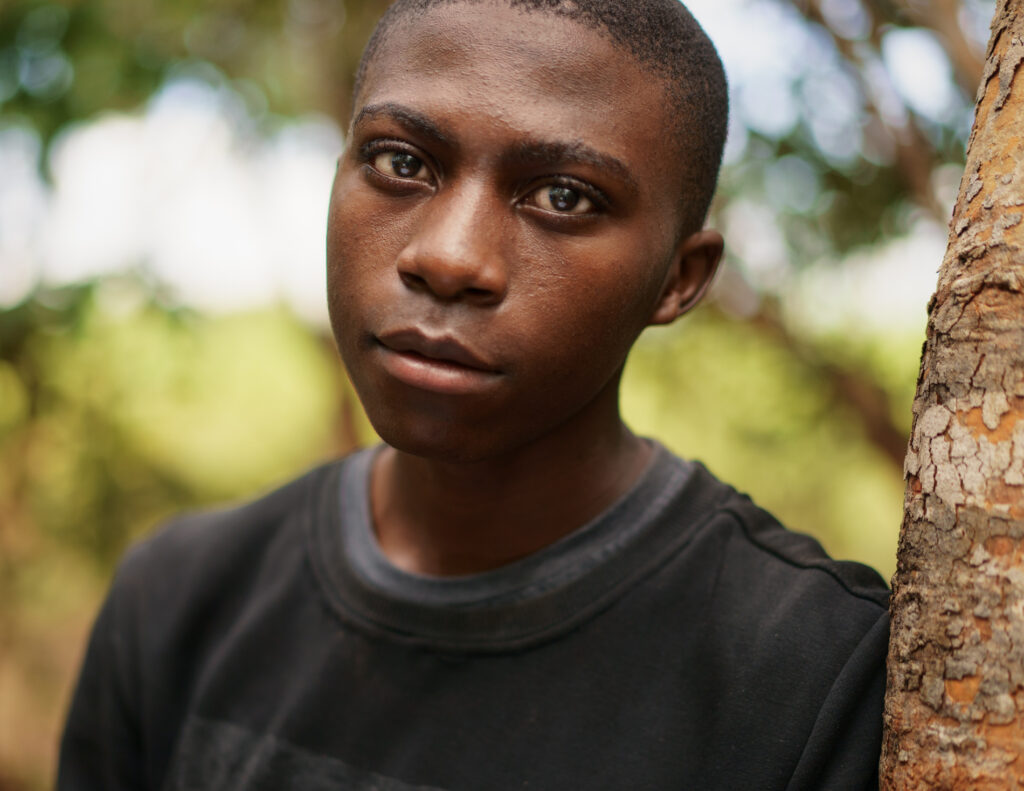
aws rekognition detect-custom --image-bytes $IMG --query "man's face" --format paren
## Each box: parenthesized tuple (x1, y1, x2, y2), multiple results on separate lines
(327, 3, 718, 462)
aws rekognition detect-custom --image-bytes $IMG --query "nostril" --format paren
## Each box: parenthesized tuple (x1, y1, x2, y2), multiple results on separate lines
(398, 265, 499, 302)
(400, 271, 427, 291)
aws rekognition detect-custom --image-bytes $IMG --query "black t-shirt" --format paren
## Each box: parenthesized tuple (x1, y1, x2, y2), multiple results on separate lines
(58, 443, 890, 790)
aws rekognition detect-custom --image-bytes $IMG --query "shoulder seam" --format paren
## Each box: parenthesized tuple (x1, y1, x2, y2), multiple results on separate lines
(719, 502, 889, 609)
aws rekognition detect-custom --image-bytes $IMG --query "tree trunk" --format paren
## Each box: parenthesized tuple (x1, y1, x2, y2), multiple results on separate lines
(881, 1, 1024, 787)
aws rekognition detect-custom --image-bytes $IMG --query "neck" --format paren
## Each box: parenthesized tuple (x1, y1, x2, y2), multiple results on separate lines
(370, 415, 651, 576)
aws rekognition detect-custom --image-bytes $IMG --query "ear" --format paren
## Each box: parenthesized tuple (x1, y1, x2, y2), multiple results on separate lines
(647, 229, 723, 326)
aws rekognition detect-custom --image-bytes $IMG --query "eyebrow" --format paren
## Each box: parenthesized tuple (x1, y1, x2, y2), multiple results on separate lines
(503, 139, 638, 196)
(353, 102, 454, 147)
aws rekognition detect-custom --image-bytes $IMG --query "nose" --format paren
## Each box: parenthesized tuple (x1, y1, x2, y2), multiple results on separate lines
(395, 182, 508, 305)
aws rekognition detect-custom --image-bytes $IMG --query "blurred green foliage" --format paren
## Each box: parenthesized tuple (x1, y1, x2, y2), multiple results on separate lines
(1, 278, 345, 565)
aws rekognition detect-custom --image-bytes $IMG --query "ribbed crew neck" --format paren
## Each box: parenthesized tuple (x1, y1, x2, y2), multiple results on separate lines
(306, 442, 727, 652)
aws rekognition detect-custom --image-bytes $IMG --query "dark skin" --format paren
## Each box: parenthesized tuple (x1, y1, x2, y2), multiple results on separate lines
(326, 3, 723, 576)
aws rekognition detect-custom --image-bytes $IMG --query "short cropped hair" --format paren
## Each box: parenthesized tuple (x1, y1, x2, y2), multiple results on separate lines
(354, 0, 728, 234)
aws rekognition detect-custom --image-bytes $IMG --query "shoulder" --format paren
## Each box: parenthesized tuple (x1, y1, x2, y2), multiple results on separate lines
(109, 457, 346, 643)
(680, 460, 889, 618)
(62, 458, 352, 787)
(659, 461, 889, 788)
(705, 473, 888, 682)
(656, 457, 889, 688)
(122, 459, 340, 579)
(722, 480, 889, 606)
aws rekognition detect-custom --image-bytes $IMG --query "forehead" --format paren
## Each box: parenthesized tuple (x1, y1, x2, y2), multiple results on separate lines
(366, 3, 652, 105)
(357, 3, 679, 198)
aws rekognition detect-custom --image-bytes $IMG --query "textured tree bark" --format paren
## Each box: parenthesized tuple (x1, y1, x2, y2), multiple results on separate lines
(881, 1, 1024, 787)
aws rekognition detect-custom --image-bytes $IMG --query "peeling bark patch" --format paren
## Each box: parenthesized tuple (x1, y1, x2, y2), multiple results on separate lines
(995, 34, 1024, 110)
(961, 404, 1024, 443)
(984, 535, 1015, 555)
(966, 172, 986, 206)
(920, 405, 953, 437)
(946, 675, 982, 704)
(982, 718, 1024, 771)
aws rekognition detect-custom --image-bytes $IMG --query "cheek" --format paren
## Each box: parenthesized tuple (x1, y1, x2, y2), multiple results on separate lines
(535, 250, 668, 356)
(584, 274, 658, 337)
(511, 260, 666, 412)
(327, 180, 394, 278)
(325, 181, 405, 336)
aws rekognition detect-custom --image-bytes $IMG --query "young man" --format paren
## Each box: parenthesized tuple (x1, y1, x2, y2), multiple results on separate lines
(59, 0, 890, 788)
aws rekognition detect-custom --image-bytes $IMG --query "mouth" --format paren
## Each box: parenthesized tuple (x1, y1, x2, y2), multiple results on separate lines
(374, 328, 502, 394)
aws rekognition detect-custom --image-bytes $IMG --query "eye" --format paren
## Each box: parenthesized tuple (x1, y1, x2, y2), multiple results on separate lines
(529, 184, 595, 215)
(371, 150, 429, 181)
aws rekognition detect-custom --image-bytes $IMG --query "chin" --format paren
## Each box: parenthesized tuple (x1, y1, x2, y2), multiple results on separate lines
(380, 434, 500, 466)
(370, 412, 500, 465)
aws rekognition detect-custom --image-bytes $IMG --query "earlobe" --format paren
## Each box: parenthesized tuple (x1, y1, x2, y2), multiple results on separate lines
(648, 229, 724, 326)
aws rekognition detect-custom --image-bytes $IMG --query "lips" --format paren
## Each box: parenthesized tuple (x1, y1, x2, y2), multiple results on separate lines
(378, 329, 496, 370)
(374, 328, 501, 394)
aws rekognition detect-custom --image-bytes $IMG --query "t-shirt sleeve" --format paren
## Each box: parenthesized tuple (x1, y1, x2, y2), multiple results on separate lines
(57, 564, 146, 791)
(785, 608, 889, 791)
